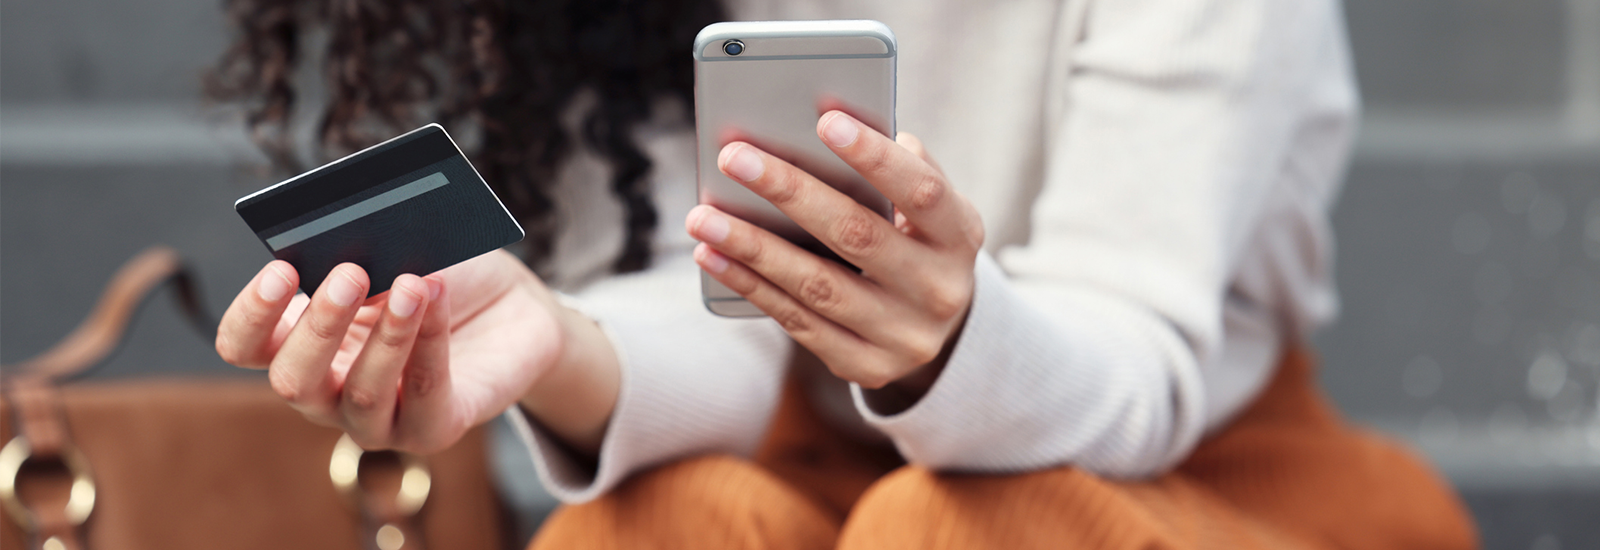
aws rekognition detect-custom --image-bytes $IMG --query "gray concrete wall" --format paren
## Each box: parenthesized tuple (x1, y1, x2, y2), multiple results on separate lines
(1346, 0, 1570, 110)
(1, 0, 228, 102)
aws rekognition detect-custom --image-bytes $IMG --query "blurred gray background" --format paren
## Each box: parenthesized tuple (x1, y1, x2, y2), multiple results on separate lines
(3, 0, 1598, 548)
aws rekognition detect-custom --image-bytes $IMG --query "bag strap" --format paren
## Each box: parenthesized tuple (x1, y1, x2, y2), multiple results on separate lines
(5, 246, 212, 382)
(2, 246, 211, 550)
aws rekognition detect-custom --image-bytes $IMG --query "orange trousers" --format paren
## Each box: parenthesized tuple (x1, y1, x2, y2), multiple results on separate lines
(530, 347, 1478, 549)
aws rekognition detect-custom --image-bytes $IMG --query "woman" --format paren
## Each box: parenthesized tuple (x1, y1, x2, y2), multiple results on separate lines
(211, 0, 1478, 547)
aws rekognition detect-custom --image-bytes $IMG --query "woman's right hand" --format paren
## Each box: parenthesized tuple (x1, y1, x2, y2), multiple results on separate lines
(215, 250, 620, 455)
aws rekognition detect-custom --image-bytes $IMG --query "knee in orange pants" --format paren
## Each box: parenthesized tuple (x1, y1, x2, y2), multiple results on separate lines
(529, 455, 838, 550)
(839, 465, 1197, 550)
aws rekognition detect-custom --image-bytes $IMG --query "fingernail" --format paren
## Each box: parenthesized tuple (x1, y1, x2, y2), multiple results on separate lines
(722, 144, 765, 182)
(425, 277, 442, 301)
(692, 207, 730, 244)
(698, 246, 729, 274)
(389, 280, 422, 318)
(822, 112, 859, 148)
(258, 264, 293, 302)
(328, 270, 362, 307)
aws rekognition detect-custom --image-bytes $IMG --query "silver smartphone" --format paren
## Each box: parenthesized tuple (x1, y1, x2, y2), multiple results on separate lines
(693, 20, 897, 317)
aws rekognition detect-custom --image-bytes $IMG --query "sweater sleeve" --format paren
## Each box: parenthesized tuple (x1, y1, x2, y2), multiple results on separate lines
(506, 252, 793, 502)
(854, 0, 1356, 478)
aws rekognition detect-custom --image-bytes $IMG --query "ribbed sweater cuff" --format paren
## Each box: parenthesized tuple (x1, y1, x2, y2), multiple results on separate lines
(851, 252, 1203, 477)
(508, 274, 790, 503)
(504, 304, 636, 503)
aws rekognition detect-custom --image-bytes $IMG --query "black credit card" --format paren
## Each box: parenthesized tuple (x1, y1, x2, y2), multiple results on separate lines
(235, 124, 524, 297)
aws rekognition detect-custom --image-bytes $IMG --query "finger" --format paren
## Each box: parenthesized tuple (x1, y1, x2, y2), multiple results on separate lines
(333, 304, 383, 372)
(718, 141, 914, 273)
(818, 111, 977, 249)
(268, 263, 370, 423)
(216, 261, 300, 369)
(394, 276, 457, 454)
(688, 204, 945, 367)
(895, 132, 945, 176)
(684, 203, 876, 319)
(340, 274, 432, 446)
(693, 244, 902, 389)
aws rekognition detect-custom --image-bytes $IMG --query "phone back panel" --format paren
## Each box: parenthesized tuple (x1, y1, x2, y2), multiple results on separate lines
(693, 20, 896, 316)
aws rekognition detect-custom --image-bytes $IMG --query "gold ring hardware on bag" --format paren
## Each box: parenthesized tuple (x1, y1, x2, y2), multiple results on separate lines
(0, 436, 96, 532)
(328, 433, 432, 516)
(330, 434, 432, 550)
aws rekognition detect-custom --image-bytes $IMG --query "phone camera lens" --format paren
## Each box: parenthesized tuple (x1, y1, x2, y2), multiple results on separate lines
(723, 40, 745, 56)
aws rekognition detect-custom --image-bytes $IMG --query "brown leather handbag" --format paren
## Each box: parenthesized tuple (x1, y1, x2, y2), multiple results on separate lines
(0, 247, 508, 550)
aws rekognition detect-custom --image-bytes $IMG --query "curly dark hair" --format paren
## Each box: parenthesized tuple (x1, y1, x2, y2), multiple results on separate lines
(208, 0, 725, 275)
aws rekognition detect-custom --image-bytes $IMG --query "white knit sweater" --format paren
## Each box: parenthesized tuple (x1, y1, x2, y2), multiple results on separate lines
(509, 0, 1358, 502)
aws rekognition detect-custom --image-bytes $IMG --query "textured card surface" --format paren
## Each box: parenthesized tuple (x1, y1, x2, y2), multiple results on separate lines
(235, 124, 524, 297)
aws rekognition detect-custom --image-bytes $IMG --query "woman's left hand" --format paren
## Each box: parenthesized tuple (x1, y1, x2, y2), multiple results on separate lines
(686, 110, 985, 395)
